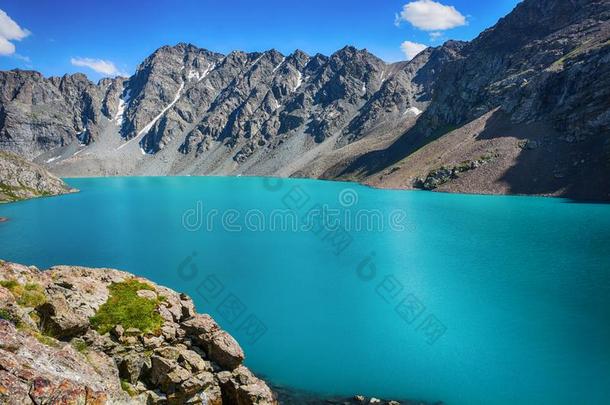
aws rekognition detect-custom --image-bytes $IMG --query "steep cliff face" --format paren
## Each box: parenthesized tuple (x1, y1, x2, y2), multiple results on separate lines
(0, 71, 121, 159)
(0, 151, 75, 203)
(423, 0, 610, 135)
(338, 0, 610, 200)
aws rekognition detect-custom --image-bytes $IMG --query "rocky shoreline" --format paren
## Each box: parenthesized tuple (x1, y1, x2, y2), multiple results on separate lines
(0, 260, 276, 404)
(272, 384, 432, 405)
(0, 260, 418, 405)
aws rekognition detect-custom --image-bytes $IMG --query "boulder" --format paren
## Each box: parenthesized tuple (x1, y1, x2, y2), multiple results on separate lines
(206, 330, 245, 370)
(150, 355, 190, 394)
(177, 371, 215, 397)
(119, 353, 151, 384)
(181, 314, 244, 369)
(180, 296, 196, 320)
(178, 348, 212, 373)
(217, 366, 278, 405)
(181, 314, 220, 337)
(111, 324, 124, 339)
(136, 289, 158, 300)
(37, 294, 89, 339)
(28, 377, 89, 404)
(0, 370, 30, 404)
(0, 320, 130, 403)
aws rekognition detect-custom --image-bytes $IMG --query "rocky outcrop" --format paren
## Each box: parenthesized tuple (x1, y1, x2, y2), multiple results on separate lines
(415, 153, 498, 190)
(0, 150, 75, 202)
(0, 260, 277, 404)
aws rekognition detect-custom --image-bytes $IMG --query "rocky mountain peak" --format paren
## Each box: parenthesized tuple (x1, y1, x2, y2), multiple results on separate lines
(1, 0, 608, 200)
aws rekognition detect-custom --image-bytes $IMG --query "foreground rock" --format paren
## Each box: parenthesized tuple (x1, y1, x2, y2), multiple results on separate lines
(0, 151, 76, 203)
(0, 260, 276, 404)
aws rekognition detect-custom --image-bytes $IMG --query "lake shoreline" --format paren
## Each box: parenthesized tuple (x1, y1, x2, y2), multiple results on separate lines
(57, 173, 610, 203)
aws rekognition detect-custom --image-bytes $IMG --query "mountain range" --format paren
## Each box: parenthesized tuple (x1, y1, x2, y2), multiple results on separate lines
(0, 0, 608, 200)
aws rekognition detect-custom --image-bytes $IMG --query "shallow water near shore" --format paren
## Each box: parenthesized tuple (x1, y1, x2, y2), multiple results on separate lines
(1, 176, 609, 404)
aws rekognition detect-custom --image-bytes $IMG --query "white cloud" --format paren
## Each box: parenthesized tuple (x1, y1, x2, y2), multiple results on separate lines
(396, 0, 466, 31)
(401, 41, 428, 60)
(13, 53, 30, 62)
(0, 9, 31, 56)
(429, 31, 444, 41)
(70, 57, 123, 76)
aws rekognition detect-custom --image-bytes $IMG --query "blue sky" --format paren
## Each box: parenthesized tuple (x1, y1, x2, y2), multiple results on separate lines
(0, 0, 520, 80)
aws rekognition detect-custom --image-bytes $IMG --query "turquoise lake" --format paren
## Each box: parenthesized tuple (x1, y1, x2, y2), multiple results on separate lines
(0, 176, 609, 404)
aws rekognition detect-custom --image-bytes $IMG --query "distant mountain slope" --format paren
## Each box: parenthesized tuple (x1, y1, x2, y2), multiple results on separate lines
(0, 0, 608, 200)
(0, 151, 75, 203)
(338, 0, 610, 200)
(0, 41, 458, 179)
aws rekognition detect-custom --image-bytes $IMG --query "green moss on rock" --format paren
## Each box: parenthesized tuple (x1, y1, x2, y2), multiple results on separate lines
(90, 279, 164, 335)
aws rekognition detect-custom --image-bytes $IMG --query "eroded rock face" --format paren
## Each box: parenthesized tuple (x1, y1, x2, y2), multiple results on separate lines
(0, 320, 128, 404)
(0, 70, 120, 159)
(420, 0, 610, 138)
(0, 260, 277, 405)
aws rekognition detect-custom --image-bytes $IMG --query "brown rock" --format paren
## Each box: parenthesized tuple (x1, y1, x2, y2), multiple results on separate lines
(29, 377, 88, 404)
(181, 314, 244, 370)
(207, 330, 245, 370)
(177, 371, 215, 397)
(180, 294, 196, 320)
(218, 366, 277, 405)
(119, 353, 151, 384)
(178, 348, 212, 373)
(136, 289, 158, 300)
(161, 323, 177, 341)
(111, 324, 124, 338)
(181, 314, 219, 337)
(0, 320, 130, 403)
(154, 346, 181, 361)
(150, 355, 190, 394)
(37, 294, 89, 339)
(0, 370, 30, 404)
(142, 333, 165, 349)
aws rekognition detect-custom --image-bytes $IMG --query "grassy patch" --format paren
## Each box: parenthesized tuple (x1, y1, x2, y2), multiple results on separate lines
(34, 332, 60, 348)
(0, 308, 19, 324)
(0, 279, 20, 291)
(90, 279, 163, 335)
(71, 338, 88, 353)
(14, 323, 60, 348)
(120, 380, 137, 397)
(0, 280, 47, 308)
(18, 284, 47, 307)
